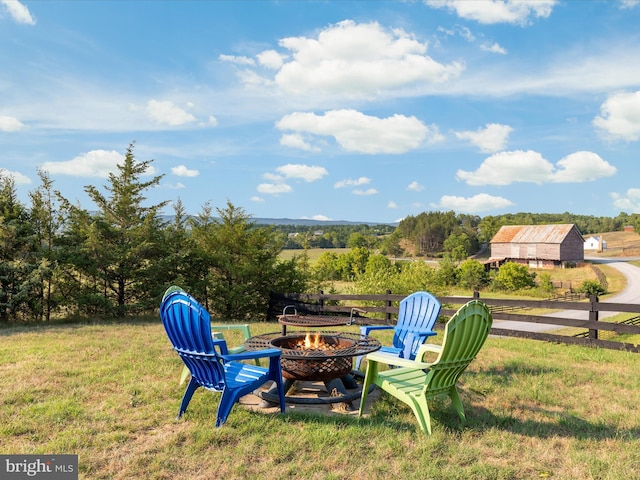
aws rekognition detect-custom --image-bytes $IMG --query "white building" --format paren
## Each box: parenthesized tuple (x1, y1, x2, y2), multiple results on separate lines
(584, 236, 607, 251)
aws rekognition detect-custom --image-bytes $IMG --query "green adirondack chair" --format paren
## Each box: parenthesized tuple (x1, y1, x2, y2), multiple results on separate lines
(358, 300, 493, 435)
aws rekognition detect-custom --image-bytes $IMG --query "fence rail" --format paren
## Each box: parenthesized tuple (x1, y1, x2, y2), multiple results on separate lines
(269, 291, 640, 353)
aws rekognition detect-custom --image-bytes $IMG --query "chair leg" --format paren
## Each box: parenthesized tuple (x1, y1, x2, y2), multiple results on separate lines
(408, 395, 432, 435)
(216, 389, 240, 427)
(358, 361, 378, 417)
(178, 377, 200, 419)
(266, 358, 286, 413)
(274, 378, 286, 413)
(449, 386, 466, 421)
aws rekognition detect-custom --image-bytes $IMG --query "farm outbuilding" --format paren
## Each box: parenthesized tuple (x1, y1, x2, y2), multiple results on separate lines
(488, 224, 584, 269)
(584, 236, 607, 251)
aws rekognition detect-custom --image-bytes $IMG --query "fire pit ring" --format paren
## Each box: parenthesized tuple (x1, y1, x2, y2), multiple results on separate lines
(244, 331, 381, 406)
(270, 333, 358, 381)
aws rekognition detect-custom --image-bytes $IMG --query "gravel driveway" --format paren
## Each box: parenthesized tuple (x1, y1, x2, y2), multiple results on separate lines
(493, 258, 640, 333)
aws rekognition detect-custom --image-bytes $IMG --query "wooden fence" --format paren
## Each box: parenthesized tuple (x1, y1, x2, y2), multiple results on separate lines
(269, 291, 640, 353)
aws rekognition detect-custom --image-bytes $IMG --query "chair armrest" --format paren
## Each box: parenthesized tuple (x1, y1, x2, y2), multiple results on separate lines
(360, 325, 394, 335)
(222, 348, 282, 362)
(414, 343, 442, 362)
(366, 350, 432, 369)
(210, 323, 252, 340)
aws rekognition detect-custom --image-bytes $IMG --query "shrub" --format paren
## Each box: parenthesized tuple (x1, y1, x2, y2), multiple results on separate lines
(493, 262, 536, 291)
(576, 279, 607, 297)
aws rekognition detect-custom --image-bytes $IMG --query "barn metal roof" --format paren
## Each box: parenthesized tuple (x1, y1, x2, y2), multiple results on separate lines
(490, 224, 584, 244)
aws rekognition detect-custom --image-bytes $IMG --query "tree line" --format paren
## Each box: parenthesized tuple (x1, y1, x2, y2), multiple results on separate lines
(0, 144, 308, 323)
(1, 143, 630, 323)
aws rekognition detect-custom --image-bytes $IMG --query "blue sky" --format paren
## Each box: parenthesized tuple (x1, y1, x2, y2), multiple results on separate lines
(2, 0, 640, 224)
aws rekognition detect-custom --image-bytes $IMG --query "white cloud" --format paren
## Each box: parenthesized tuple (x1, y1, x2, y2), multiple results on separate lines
(353, 188, 378, 196)
(276, 109, 435, 154)
(237, 69, 272, 87)
(263, 172, 284, 182)
(279, 133, 321, 152)
(275, 164, 328, 182)
(593, 90, 640, 141)
(257, 183, 293, 195)
(171, 165, 199, 177)
(387, 201, 398, 209)
(310, 214, 331, 221)
(455, 123, 513, 153)
(334, 177, 371, 188)
(480, 42, 507, 54)
(407, 181, 424, 192)
(0, 115, 25, 132)
(207, 116, 218, 127)
(612, 188, 640, 212)
(1, 0, 35, 25)
(257, 164, 327, 196)
(432, 193, 515, 213)
(164, 182, 185, 190)
(550, 151, 617, 182)
(0, 169, 31, 185)
(146, 100, 196, 126)
(456, 150, 616, 186)
(426, 0, 556, 25)
(41, 150, 125, 178)
(257, 49, 285, 69)
(268, 20, 463, 97)
(219, 54, 255, 66)
(621, 0, 640, 9)
(40, 149, 158, 179)
(250, 196, 264, 202)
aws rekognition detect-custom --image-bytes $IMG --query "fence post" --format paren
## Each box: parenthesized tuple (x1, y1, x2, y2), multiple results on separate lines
(589, 294, 599, 339)
(318, 290, 324, 314)
(473, 291, 480, 299)
(386, 289, 392, 322)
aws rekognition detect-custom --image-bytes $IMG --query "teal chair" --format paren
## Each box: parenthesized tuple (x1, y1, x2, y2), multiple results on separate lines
(358, 300, 492, 435)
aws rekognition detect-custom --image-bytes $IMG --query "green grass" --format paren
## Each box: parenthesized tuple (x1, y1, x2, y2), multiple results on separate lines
(1, 320, 639, 479)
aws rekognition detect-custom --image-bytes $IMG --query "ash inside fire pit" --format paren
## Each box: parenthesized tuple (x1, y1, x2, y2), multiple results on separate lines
(270, 333, 356, 381)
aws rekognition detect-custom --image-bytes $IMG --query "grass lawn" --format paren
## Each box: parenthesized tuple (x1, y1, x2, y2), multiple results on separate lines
(1, 320, 638, 479)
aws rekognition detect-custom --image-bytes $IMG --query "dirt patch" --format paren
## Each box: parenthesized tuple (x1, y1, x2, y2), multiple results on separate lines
(239, 380, 381, 417)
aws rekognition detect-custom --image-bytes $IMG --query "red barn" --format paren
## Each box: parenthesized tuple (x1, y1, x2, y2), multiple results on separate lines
(488, 224, 584, 269)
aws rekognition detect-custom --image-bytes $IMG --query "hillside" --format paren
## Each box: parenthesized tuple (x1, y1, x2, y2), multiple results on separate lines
(588, 231, 640, 257)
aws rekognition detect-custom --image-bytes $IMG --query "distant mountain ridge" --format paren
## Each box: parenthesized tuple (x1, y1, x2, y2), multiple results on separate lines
(159, 215, 397, 227)
(252, 217, 397, 226)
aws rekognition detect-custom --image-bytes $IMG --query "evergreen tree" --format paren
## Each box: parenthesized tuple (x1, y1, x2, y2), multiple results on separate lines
(80, 143, 168, 315)
(28, 169, 62, 321)
(203, 201, 306, 321)
(0, 174, 38, 321)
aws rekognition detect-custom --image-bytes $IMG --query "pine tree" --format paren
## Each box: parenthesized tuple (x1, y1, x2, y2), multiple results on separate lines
(81, 143, 168, 315)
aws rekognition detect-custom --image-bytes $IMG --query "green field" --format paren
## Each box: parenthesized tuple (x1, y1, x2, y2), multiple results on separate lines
(1, 320, 638, 479)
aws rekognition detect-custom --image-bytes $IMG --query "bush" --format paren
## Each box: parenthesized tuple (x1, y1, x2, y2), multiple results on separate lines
(456, 259, 489, 291)
(493, 262, 536, 291)
(576, 279, 607, 297)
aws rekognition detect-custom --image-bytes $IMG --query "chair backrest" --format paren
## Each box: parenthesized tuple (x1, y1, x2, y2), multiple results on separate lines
(160, 289, 227, 391)
(423, 300, 492, 397)
(393, 291, 442, 359)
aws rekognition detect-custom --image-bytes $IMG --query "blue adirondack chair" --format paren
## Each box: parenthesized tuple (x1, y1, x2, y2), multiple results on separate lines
(355, 291, 441, 369)
(159, 288, 286, 426)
